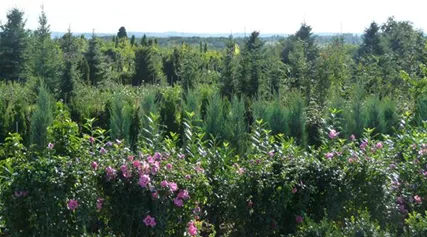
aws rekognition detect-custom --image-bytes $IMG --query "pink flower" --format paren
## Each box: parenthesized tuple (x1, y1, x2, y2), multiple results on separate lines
(161, 180, 169, 188)
(360, 140, 368, 150)
(268, 151, 274, 157)
(89, 137, 95, 143)
(325, 152, 334, 159)
(139, 174, 151, 188)
(133, 160, 141, 169)
(91, 161, 98, 170)
(328, 129, 340, 139)
(105, 141, 113, 147)
(154, 152, 162, 160)
(193, 206, 201, 214)
(96, 198, 103, 210)
(296, 215, 304, 224)
(187, 221, 198, 236)
(47, 143, 54, 149)
(151, 162, 159, 175)
(100, 147, 107, 155)
(292, 187, 297, 194)
(143, 215, 157, 227)
(349, 134, 356, 141)
(14, 191, 23, 198)
(247, 200, 253, 208)
(179, 154, 185, 159)
(185, 174, 192, 180)
(178, 189, 190, 200)
(174, 197, 183, 207)
(128, 155, 134, 162)
(147, 156, 154, 164)
(166, 163, 173, 170)
(121, 165, 132, 178)
(376, 142, 383, 149)
(151, 191, 159, 199)
(348, 158, 354, 163)
(116, 139, 122, 145)
(106, 166, 117, 180)
(414, 195, 422, 204)
(168, 182, 178, 192)
(67, 199, 78, 211)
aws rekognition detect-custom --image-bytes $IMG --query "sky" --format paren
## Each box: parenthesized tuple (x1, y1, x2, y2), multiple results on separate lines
(0, 0, 426, 34)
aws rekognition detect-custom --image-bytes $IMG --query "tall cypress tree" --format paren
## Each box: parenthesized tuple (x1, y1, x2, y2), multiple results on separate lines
(0, 8, 29, 82)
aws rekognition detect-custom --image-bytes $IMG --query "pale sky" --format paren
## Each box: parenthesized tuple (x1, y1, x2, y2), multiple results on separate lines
(0, 0, 426, 34)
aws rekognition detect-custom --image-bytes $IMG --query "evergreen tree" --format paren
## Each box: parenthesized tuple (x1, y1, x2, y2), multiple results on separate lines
(133, 45, 164, 85)
(30, 6, 64, 95)
(141, 34, 148, 46)
(203, 42, 208, 53)
(0, 8, 29, 82)
(59, 29, 81, 101)
(117, 26, 127, 39)
(220, 35, 240, 98)
(85, 35, 109, 86)
(358, 22, 383, 57)
(130, 35, 136, 46)
(30, 83, 54, 150)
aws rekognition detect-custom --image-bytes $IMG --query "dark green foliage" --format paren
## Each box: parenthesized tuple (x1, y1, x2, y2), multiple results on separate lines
(0, 8, 29, 82)
(130, 35, 136, 46)
(266, 96, 289, 136)
(287, 92, 306, 145)
(224, 96, 248, 152)
(133, 46, 164, 85)
(30, 83, 54, 150)
(220, 36, 240, 98)
(363, 95, 383, 135)
(85, 36, 109, 86)
(358, 22, 384, 57)
(109, 91, 133, 144)
(204, 93, 226, 140)
(117, 26, 127, 39)
(159, 87, 181, 135)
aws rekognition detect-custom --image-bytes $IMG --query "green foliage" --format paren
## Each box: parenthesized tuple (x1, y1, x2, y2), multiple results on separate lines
(404, 212, 427, 237)
(85, 35, 110, 86)
(30, 84, 54, 150)
(204, 93, 226, 140)
(109, 91, 133, 144)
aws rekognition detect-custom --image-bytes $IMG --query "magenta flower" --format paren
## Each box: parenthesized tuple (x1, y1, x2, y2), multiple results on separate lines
(268, 151, 274, 157)
(147, 156, 155, 164)
(185, 174, 192, 180)
(174, 197, 183, 207)
(292, 187, 297, 194)
(151, 162, 159, 175)
(187, 221, 198, 236)
(193, 206, 201, 214)
(128, 155, 135, 162)
(349, 134, 356, 141)
(154, 152, 162, 160)
(325, 152, 334, 159)
(106, 166, 117, 180)
(166, 163, 173, 170)
(414, 195, 422, 204)
(105, 141, 113, 147)
(139, 174, 151, 188)
(178, 189, 190, 200)
(100, 147, 107, 155)
(133, 160, 141, 169)
(296, 215, 304, 224)
(91, 161, 98, 170)
(151, 191, 159, 199)
(67, 199, 78, 210)
(179, 154, 185, 159)
(376, 142, 383, 149)
(160, 180, 169, 188)
(360, 140, 368, 150)
(47, 143, 54, 149)
(168, 182, 178, 192)
(328, 129, 340, 139)
(96, 198, 103, 210)
(121, 165, 132, 178)
(143, 215, 157, 227)
(89, 137, 95, 143)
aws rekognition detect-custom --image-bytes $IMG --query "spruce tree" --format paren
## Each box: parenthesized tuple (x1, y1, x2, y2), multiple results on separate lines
(85, 35, 109, 86)
(0, 8, 29, 82)
(220, 35, 239, 98)
(30, 83, 54, 150)
(358, 22, 383, 57)
(141, 34, 148, 46)
(130, 35, 136, 46)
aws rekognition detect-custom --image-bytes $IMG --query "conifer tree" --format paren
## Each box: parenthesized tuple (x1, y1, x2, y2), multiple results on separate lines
(30, 83, 54, 150)
(117, 26, 127, 39)
(0, 8, 29, 82)
(85, 34, 109, 86)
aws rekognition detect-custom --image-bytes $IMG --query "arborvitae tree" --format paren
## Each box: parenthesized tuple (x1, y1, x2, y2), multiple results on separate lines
(225, 96, 247, 152)
(239, 31, 265, 97)
(30, 6, 64, 95)
(220, 35, 240, 98)
(109, 92, 133, 144)
(85, 35, 109, 86)
(141, 34, 148, 46)
(358, 22, 383, 58)
(30, 83, 54, 150)
(117, 26, 127, 39)
(204, 93, 226, 140)
(0, 8, 29, 82)
(130, 35, 136, 46)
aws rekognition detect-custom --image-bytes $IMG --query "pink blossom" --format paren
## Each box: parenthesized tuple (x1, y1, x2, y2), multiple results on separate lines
(116, 139, 122, 145)
(268, 151, 275, 157)
(133, 160, 141, 169)
(360, 140, 368, 150)
(128, 155, 134, 162)
(106, 166, 117, 180)
(168, 182, 178, 192)
(166, 163, 173, 170)
(138, 174, 151, 188)
(154, 152, 162, 160)
(193, 206, 201, 214)
(151, 162, 160, 175)
(143, 215, 157, 227)
(414, 195, 422, 204)
(96, 198, 103, 210)
(100, 147, 107, 155)
(292, 187, 297, 194)
(296, 215, 304, 224)
(396, 196, 404, 204)
(185, 174, 192, 180)
(178, 189, 190, 200)
(91, 161, 98, 170)
(349, 134, 356, 141)
(161, 180, 169, 188)
(174, 197, 183, 207)
(47, 143, 54, 149)
(247, 200, 253, 208)
(179, 154, 185, 159)
(147, 156, 154, 164)
(376, 142, 383, 149)
(348, 158, 355, 163)
(325, 152, 334, 159)
(106, 141, 113, 147)
(151, 191, 159, 199)
(328, 129, 340, 139)
(237, 167, 245, 175)
(67, 199, 78, 210)
(89, 137, 95, 143)
(187, 221, 198, 236)
(121, 165, 132, 178)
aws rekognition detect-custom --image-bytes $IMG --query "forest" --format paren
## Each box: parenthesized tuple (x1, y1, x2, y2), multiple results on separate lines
(1, 6, 427, 237)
